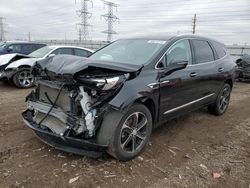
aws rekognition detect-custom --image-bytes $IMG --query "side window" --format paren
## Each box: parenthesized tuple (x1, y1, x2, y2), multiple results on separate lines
(74, 48, 89, 57)
(8, 44, 22, 53)
(21, 44, 34, 53)
(160, 40, 192, 67)
(192, 40, 214, 64)
(52, 48, 74, 55)
(211, 41, 226, 59)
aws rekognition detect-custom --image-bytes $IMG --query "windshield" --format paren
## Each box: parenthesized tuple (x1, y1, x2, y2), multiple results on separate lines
(0, 42, 5, 47)
(0, 42, 6, 49)
(29, 46, 55, 58)
(90, 39, 166, 65)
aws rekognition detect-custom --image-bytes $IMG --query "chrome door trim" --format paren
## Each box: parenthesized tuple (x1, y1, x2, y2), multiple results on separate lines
(163, 93, 215, 115)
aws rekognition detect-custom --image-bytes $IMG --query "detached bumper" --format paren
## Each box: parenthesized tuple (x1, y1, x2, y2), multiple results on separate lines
(22, 110, 107, 158)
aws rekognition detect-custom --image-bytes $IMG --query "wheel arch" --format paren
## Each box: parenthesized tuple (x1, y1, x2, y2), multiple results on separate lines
(225, 78, 233, 89)
(235, 58, 242, 65)
(134, 97, 157, 125)
(6, 65, 32, 80)
(96, 96, 157, 146)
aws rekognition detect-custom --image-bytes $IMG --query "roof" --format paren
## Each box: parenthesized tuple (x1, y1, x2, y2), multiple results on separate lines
(48, 45, 94, 52)
(119, 34, 224, 44)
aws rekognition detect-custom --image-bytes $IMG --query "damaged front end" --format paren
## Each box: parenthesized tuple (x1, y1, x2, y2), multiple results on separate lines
(236, 54, 250, 79)
(22, 55, 141, 157)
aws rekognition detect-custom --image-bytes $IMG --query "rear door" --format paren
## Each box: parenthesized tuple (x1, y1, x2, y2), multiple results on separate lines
(189, 39, 220, 102)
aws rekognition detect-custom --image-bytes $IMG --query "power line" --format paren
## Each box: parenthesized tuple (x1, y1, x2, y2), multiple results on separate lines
(101, 0, 119, 42)
(76, 0, 93, 41)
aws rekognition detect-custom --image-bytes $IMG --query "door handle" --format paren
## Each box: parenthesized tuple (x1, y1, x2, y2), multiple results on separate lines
(218, 67, 224, 72)
(190, 72, 197, 77)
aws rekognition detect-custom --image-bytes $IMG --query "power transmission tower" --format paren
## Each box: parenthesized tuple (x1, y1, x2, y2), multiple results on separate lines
(192, 13, 197, 34)
(0, 17, 6, 41)
(76, 0, 93, 41)
(101, 0, 119, 42)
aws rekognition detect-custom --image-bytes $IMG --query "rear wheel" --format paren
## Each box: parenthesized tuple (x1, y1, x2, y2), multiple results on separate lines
(13, 68, 34, 88)
(107, 104, 152, 161)
(208, 83, 231, 115)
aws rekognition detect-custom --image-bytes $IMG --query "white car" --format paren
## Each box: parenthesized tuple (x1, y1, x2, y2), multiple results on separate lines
(0, 46, 93, 88)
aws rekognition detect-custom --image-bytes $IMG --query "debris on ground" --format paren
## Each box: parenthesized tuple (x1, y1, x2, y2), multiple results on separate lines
(69, 176, 80, 184)
(212, 172, 221, 179)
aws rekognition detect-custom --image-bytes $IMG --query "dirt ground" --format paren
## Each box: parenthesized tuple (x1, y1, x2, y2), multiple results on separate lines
(0, 81, 249, 188)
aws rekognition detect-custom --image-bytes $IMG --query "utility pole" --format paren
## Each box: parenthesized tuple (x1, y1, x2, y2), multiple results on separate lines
(101, 0, 119, 42)
(192, 13, 197, 34)
(76, 0, 92, 41)
(28, 32, 31, 41)
(0, 17, 6, 41)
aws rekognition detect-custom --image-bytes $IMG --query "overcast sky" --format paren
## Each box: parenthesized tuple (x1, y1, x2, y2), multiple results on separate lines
(0, 0, 250, 44)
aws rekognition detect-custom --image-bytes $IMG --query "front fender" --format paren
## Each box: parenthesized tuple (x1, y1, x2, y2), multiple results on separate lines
(108, 69, 159, 112)
(6, 58, 37, 69)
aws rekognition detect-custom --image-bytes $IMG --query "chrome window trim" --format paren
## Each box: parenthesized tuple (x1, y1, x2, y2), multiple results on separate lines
(163, 93, 215, 115)
(155, 38, 228, 70)
(155, 38, 193, 70)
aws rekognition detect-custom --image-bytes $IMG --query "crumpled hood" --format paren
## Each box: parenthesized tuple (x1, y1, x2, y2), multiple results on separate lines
(35, 55, 143, 75)
(242, 54, 250, 64)
(0, 53, 31, 68)
(6, 57, 39, 69)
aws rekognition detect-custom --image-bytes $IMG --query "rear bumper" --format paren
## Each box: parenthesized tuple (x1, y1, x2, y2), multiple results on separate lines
(22, 110, 107, 158)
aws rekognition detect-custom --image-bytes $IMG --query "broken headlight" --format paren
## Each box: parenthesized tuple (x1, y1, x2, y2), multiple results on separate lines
(77, 74, 128, 91)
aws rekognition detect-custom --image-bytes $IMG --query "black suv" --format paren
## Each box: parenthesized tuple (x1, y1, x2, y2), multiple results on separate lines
(0, 41, 46, 55)
(22, 35, 235, 161)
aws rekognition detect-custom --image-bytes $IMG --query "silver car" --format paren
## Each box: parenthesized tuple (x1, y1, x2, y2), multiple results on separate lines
(0, 46, 93, 88)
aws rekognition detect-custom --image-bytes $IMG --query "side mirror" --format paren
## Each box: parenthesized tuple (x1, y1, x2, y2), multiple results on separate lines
(163, 60, 188, 76)
(48, 54, 55, 58)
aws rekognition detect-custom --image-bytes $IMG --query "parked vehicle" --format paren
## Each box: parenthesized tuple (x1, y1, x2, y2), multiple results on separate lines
(235, 54, 250, 80)
(0, 46, 93, 88)
(0, 41, 46, 55)
(22, 35, 235, 161)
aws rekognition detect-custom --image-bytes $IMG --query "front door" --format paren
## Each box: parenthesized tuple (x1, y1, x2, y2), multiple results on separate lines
(158, 39, 202, 121)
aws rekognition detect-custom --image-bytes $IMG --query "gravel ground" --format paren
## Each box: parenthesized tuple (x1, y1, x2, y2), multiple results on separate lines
(0, 81, 249, 188)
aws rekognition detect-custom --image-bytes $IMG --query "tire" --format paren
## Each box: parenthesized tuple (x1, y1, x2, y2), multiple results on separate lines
(12, 68, 34, 88)
(208, 83, 231, 115)
(107, 104, 152, 161)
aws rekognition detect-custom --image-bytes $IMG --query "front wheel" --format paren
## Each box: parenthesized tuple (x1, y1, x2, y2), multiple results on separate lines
(12, 68, 34, 88)
(107, 104, 152, 161)
(208, 83, 231, 115)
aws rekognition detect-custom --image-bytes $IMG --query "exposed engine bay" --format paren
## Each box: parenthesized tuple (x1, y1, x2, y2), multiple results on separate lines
(25, 55, 141, 140)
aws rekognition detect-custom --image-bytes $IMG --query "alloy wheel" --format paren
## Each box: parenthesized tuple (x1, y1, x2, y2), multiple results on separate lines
(120, 112, 148, 153)
(219, 86, 230, 112)
(18, 70, 34, 87)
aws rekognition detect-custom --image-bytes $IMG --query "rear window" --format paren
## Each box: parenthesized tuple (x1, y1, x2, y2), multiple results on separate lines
(74, 48, 91, 57)
(53, 48, 74, 55)
(211, 41, 226, 59)
(192, 40, 214, 64)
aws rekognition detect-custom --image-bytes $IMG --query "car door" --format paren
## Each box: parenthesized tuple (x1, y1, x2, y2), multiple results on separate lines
(158, 39, 203, 121)
(189, 39, 220, 101)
